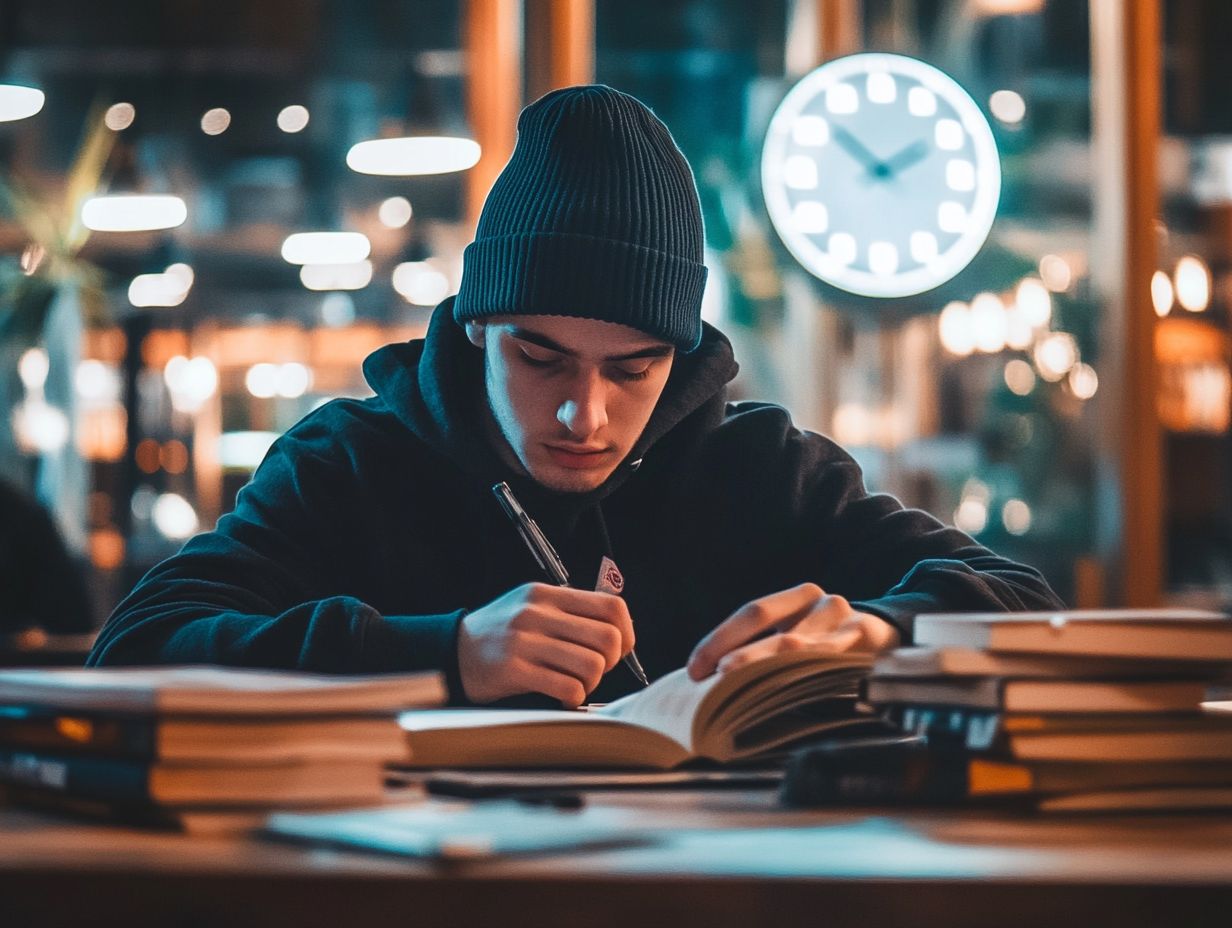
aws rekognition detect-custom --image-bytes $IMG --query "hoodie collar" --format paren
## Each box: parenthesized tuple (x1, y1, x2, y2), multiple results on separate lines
(363, 298, 739, 505)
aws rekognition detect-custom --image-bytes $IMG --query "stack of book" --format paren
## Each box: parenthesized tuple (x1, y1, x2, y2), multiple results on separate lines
(862, 609, 1232, 812)
(0, 665, 445, 830)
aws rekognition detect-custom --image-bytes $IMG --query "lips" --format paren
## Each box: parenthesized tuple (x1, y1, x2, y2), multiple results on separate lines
(544, 443, 612, 469)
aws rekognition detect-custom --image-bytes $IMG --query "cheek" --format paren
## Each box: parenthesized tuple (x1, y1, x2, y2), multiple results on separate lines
(489, 361, 549, 437)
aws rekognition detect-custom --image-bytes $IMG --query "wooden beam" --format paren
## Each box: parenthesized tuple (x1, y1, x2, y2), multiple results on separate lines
(1090, 0, 1163, 605)
(465, 0, 522, 230)
(818, 0, 862, 61)
(527, 0, 594, 101)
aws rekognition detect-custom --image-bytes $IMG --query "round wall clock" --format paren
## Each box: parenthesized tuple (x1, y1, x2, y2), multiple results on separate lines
(762, 53, 1001, 299)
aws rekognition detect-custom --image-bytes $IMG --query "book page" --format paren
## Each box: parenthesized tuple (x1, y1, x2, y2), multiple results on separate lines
(593, 669, 722, 751)
(593, 651, 870, 756)
(398, 709, 690, 768)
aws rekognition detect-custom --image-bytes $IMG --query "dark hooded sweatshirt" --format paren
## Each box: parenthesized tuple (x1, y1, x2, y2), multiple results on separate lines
(87, 300, 1063, 704)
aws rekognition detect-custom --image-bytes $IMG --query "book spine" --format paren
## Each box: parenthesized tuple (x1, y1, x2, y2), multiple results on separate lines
(0, 783, 182, 829)
(890, 705, 1003, 750)
(0, 707, 158, 758)
(0, 747, 152, 803)
(779, 734, 985, 807)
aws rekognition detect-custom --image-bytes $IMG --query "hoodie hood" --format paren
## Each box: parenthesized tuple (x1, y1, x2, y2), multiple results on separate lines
(362, 298, 739, 507)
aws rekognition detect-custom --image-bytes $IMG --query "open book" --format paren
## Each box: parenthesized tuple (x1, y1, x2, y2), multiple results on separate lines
(399, 652, 879, 769)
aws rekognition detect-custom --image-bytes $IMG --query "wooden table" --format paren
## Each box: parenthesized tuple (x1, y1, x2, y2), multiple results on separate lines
(3, 788, 1231, 928)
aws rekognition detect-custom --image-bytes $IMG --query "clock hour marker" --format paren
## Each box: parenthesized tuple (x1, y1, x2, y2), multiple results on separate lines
(935, 118, 964, 151)
(792, 201, 829, 234)
(868, 241, 899, 276)
(784, 155, 818, 189)
(827, 232, 857, 265)
(938, 201, 969, 233)
(908, 87, 937, 117)
(910, 231, 939, 263)
(946, 159, 976, 192)
(792, 115, 830, 146)
(826, 83, 859, 115)
(866, 72, 896, 104)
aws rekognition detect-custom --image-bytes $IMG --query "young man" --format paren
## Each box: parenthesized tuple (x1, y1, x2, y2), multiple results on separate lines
(88, 85, 1061, 706)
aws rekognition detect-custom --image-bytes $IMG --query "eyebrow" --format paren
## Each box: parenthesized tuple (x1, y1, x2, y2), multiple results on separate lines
(507, 327, 674, 362)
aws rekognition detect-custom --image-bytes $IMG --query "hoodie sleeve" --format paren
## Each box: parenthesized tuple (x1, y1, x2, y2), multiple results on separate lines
(85, 415, 467, 698)
(770, 416, 1064, 643)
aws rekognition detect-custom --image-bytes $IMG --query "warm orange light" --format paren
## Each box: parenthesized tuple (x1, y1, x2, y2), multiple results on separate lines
(135, 438, 162, 474)
(77, 404, 127, 462)
(161, 440, 189, 475)
(89, 528, 125, 571)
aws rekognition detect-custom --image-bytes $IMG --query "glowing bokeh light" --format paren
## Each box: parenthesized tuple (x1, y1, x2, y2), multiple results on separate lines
(1004, 359, 1036, 396)
(1015, 277, 1051, 328)
(1038, 254, 1072, 292)
(0, 85, 45, 122)
(1034, 332, 1079, 382)
(1175, 255, 1211, 312)
(970, 292, 1008, 353)
(277, 105, 310, 133)
(378, 196, 413, 228)
(281, 232, 371, 265)
(153, 493, 199, 540)
(1151, 269, 1174, 318)
(346, 137, 481, 176)
(989, 89, 1026, 124)
(299, 261, 373, 291)
(392, 261, 451, 306)
(201, 107, 231, 135)
(82, 195, 187, 232)
(1069, 363, 1099, 400)
(938, 301, 975, 357)
(18, 348, 49, 391)
(104, 102, 136, 131)
(1002, 499, 1032, 535)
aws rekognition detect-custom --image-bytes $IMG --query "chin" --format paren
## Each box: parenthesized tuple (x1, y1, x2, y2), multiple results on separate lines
(534, 468, 611, 494)
(525, 455, 617, 494)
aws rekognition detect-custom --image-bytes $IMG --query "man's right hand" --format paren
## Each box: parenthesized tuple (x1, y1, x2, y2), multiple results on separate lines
(456, 583, 635, 708)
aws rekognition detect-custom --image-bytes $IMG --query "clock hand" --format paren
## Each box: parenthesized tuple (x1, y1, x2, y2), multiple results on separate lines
(880, 139, 930, 177)
(831, 126, 887, 178)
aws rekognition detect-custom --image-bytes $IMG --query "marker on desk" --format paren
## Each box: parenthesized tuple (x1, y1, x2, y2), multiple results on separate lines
(492, 481, 651, 687)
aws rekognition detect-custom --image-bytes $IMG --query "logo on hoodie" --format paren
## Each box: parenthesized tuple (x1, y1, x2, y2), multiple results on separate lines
(595, 556, 625, 595)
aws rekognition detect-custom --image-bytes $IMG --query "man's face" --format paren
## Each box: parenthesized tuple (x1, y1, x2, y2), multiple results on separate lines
(469, 315, 675, 493)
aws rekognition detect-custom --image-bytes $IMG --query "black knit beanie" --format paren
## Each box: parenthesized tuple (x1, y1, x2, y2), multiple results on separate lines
(453, 85, 708, 352)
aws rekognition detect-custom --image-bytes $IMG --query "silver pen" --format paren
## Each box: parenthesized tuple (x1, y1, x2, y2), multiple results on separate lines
(492, 482, 650, 687)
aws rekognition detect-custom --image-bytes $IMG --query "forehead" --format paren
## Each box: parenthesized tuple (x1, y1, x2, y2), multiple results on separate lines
(489, 314, 671, 357)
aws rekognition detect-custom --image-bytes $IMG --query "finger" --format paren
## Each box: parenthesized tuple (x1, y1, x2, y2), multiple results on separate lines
(858, 612, 902, 652)
(716, 623, 867, 675)
(713, 635, 796, 674)
(524, 585, 636, 653)
(789, 594, 858, 637)
(524, 634, 609, 695)
(514, 610, 625, 669)
(515, 661, 589, 709)
(687, 583, 824, 680)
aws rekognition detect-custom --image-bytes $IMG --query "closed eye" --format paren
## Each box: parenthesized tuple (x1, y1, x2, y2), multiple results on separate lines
(517, 345, 564, 367)
(608, 365, 653, 382)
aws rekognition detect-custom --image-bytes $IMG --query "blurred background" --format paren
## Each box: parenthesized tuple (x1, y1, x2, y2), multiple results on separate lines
(0, 0, 1226, 644)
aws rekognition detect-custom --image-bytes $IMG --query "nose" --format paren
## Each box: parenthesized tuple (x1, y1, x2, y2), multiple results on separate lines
(556, 368, 608, 437)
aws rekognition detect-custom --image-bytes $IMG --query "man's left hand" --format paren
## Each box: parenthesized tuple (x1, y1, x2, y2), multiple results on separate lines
(686, 582, 901, 681)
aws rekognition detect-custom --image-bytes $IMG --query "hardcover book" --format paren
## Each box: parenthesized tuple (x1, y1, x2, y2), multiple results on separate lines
(912, 609, 1232, 660)
(0, 666, 446, 716)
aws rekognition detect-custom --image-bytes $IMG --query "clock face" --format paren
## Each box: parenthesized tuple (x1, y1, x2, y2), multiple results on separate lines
(762, 53, 1001, 299)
